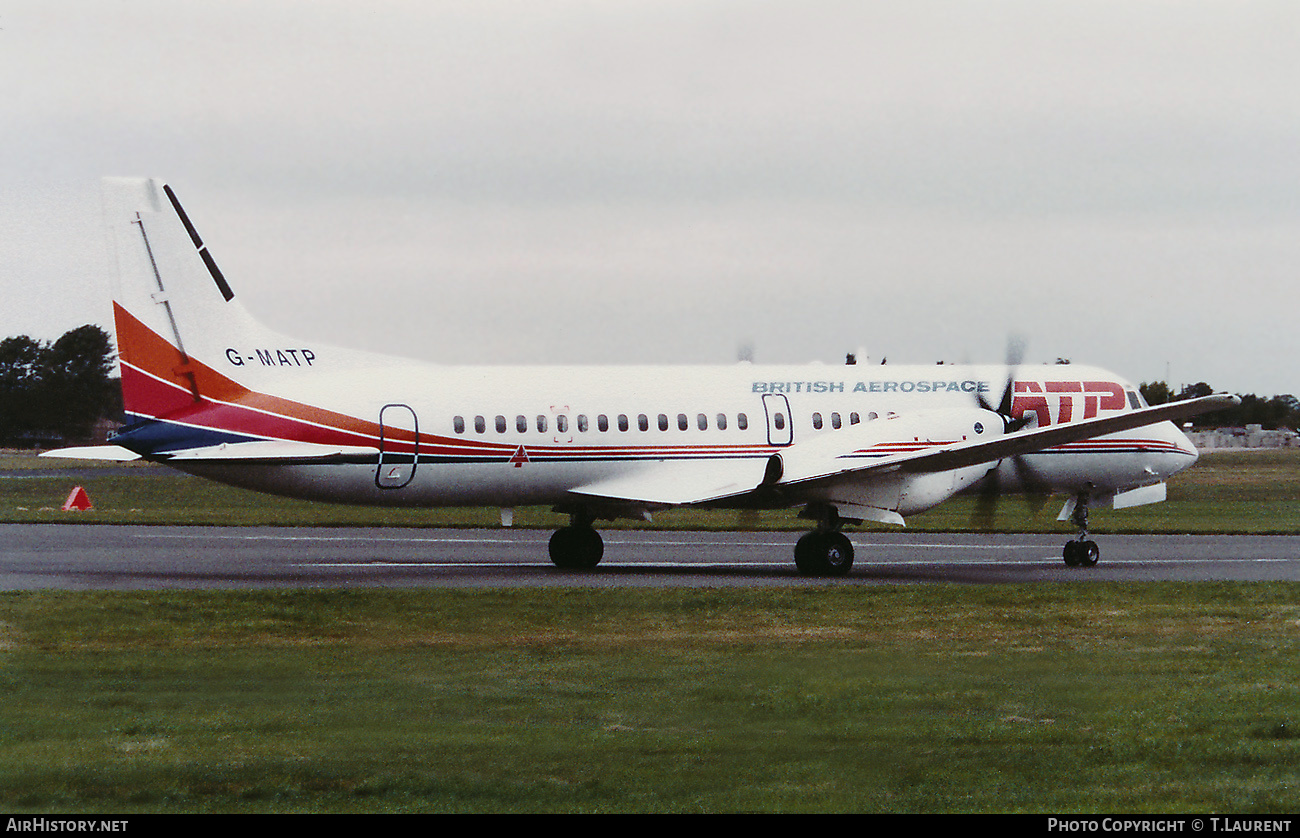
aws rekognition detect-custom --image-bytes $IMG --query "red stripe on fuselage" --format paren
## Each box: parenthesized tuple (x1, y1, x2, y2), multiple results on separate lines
(114, 305, 413, 450)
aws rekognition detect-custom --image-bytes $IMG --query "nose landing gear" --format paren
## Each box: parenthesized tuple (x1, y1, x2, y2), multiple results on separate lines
(1063, 491, 1100, 567)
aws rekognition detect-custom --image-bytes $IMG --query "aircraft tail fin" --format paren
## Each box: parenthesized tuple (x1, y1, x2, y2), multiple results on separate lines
(100, 178, 384, 458)
(102, 178, 271, 420)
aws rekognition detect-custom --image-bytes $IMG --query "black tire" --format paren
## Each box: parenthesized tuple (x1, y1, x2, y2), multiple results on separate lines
(794, 532, 820, 574)
(1063, 540, 1100, 567)
(794, 532, 854, 577)
(549, 526, 604, 569)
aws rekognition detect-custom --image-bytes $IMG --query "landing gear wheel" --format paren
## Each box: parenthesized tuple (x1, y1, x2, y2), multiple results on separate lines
(1063, 539, 1099, 568)
(549, 526, 604, 569)
(794, 531, 854, 578)
(1062, 490, 1100, 568)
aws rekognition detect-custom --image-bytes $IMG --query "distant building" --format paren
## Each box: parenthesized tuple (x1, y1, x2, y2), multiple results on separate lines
(1184, 424, 1300, 450)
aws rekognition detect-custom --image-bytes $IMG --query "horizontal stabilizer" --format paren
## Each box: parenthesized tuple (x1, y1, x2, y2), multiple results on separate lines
(158, 440, 378, 462)
(40, 446, 143, 462)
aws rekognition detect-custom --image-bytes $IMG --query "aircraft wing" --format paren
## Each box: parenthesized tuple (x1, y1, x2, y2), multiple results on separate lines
(780, 393, 1239, 488)
(565, 393, 1237, 511)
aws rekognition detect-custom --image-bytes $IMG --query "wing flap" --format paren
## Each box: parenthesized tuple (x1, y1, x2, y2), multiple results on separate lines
(567, 457, 769, 507)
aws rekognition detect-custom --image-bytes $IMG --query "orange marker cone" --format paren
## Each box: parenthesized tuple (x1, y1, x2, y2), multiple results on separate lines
(62, 486, 93, 511)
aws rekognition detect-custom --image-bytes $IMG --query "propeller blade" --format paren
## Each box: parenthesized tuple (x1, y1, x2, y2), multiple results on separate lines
(1005, 334, 1026, 366)
(972, 471, 1001, 530)
(977, 334, 1026, 417)
(1011, 453, 1052, 515)
(996, 334, 1026, 415)
(970, 335, 1034, 529)
(971, 455, 1052, 531)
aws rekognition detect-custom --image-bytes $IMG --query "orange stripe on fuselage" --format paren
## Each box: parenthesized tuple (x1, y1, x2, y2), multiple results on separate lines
(111, 303, 411, 446)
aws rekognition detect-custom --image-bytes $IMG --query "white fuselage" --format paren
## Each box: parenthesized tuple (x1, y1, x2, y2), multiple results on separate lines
(173, 358, 1197, 514)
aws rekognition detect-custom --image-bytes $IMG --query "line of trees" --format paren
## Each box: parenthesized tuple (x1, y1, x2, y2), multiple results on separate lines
(0, 325, 120, 447)
(1140, 381, 1300, 430)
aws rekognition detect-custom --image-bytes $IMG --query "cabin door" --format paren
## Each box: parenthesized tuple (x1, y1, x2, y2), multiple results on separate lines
(762, 393, 793, 446)
(376, 403, 419, 489)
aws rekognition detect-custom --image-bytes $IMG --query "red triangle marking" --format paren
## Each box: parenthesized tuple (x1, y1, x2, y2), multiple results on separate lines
(62, 486, 93, 511)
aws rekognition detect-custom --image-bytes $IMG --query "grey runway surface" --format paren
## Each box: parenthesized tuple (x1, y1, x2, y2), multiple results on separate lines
(4, 524, 1300, 589)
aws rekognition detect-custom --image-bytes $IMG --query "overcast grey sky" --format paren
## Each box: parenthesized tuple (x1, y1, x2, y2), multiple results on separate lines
(2, 0, 1298, 395)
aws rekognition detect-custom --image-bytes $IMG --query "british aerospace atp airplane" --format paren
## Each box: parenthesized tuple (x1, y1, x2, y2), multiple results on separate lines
(48, 178, 1238, 576)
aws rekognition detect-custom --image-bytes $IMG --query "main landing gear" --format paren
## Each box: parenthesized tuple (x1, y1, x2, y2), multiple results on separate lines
(1063, 491, 1100, 568)
(548, 511, 605, 569)
(793, 505, 855, 578)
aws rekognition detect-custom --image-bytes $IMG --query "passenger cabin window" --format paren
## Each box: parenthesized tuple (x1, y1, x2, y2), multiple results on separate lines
(658, 414, 669, 431)
(850, 412, 860, 425)
(474, 415, 486, 434)
(677, 413, 688, 431)
(453, 416, 465, 434)
(557, 415, 569, 433)
(495, 415, 507, 433)
(716, 413, 727, 430)
(577, 415, 588, 432)
(536, 415, 548, 433)
(598, 414, 609, 432)
(619, 414, 629, 432)
(516, 415, 528, 433)
(697, 413, 708, 431)
(738, 413, 748, 430)
(812, 412, 823, 430)
(639, 414, 649, 432)
(831, 412, 842, 429)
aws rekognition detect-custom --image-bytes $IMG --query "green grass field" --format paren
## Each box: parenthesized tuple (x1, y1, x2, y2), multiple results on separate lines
(3, 449, 1299, 813)
(3, 585, 1298, 813)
